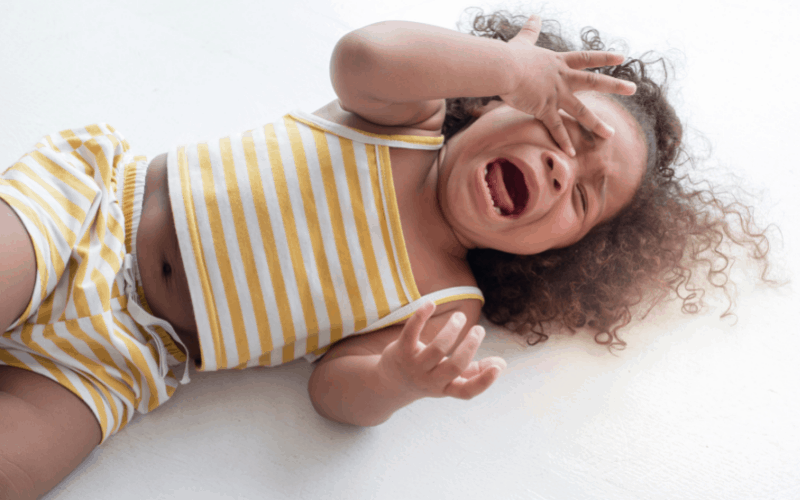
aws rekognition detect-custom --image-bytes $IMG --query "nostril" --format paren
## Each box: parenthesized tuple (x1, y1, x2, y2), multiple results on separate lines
(554, 179, 561, 191)
(547, 158, 554, 170)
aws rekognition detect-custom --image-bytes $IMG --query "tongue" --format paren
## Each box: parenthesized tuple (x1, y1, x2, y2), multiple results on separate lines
(487, 160, 514, 214)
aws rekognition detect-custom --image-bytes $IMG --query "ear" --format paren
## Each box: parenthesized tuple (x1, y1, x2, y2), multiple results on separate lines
(471, 99, 504, 117)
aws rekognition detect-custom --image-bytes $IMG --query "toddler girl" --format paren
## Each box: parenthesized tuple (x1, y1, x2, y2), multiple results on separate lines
(0, 11, 768, 500)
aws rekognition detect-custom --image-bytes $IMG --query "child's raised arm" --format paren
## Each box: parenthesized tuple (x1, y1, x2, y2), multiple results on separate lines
(331, 15, 636, 156)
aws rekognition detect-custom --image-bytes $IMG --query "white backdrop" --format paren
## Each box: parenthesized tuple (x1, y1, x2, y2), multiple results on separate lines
(1, 1, 798, 499)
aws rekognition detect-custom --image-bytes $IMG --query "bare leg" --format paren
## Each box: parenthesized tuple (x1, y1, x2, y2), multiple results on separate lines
(0, 196, 101, 499)
(0, 366, 102, 500)
(0, 198, 36, 333)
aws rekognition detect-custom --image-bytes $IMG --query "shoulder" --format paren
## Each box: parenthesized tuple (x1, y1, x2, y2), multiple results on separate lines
(311, 99, 446, 137)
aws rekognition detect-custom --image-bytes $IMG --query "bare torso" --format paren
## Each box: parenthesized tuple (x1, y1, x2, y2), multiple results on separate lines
(136, 102, 477, 362)
(136, 154, 202, 362)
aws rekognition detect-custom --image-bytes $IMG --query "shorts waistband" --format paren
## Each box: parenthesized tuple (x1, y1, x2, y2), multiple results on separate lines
(118, 158, 187, 364)
(119, 156, 147, 257)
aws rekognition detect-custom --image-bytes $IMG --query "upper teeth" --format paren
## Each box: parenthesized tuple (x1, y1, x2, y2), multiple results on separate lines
(484, 166, 503, 215)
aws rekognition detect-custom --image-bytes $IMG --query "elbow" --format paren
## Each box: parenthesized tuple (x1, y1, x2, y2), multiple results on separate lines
(307, 375, 338, 423)
(333, 21, 406, 66)
(330, 23, 399, 105)
(307, 369, 389, 428)
(334, 21, 396, 59)
(307, 367, 348, 425)
(330, 29, 375, 93)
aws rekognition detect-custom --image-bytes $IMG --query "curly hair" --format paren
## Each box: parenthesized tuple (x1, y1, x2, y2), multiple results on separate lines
(450, 10, 773, 349)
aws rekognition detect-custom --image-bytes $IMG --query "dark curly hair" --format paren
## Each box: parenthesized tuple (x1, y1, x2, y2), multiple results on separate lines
(450, 10, 773, 349)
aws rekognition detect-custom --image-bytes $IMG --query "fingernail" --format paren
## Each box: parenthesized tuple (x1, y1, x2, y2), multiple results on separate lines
(569, 146, 576, 157)
(452, 312, 466, 326)
(421, 300, 435, 314)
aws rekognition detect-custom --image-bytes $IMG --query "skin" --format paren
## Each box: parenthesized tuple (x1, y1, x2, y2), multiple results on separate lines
(0, 199, 101, 498)
(131, 92, 646, 370)
(437, 92, 647, 255)
(0, 199, 36, 333)
(136, 153, 201, 362)
(309, 16, 646, 427)
(309, 91, 647, 425)
(0, 15, 648, 498)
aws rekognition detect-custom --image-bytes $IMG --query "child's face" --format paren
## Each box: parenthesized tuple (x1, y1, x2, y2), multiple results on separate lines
(437, 92, 647, 255)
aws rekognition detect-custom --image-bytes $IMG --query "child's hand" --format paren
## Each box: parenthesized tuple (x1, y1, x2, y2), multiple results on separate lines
(377, 301, 507, 400)
(501, 15, 637, 156)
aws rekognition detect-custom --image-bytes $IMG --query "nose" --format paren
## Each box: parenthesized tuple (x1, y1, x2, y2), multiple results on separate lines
(542, 151, 575, 196)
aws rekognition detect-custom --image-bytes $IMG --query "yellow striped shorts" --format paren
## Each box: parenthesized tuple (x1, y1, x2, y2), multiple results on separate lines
(0, 124, 186, 443)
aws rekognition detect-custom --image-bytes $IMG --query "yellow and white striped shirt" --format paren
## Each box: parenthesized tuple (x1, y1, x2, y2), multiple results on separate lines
(168, 111, 484, 371)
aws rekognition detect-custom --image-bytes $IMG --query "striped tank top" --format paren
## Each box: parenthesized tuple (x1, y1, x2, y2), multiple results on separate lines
(167, 111, 484, 371)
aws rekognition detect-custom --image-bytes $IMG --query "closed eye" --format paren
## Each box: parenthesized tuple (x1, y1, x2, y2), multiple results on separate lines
(577, 185, 588, 215)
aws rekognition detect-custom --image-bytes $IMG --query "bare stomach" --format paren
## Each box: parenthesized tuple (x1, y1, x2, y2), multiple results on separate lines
(136, 153, 201, 363)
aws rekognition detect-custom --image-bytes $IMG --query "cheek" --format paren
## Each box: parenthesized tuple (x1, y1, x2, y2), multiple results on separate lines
(445, 169, 473, 217)
(546, 202, 579, 233)
(540, 208, 583, 249)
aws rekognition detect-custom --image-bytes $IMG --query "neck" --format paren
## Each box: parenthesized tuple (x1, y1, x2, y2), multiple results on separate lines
(432, 144, 471, 261)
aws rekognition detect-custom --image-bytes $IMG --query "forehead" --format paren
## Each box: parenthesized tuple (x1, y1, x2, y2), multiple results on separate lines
(578, 91, 647, 224)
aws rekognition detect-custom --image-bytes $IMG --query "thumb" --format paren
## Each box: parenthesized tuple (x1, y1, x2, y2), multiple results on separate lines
(517, 14, 542, 44)
(488, 356, 507, 371)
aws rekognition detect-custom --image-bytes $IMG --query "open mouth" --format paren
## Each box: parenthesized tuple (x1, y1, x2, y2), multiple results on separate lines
(483, 158, 529, 216)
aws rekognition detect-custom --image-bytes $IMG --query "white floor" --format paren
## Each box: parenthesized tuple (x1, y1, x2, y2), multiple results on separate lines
(2, 0, 798, 499)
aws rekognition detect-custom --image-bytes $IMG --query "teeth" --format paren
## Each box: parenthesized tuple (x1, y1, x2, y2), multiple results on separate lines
(484, 166, 502, 214)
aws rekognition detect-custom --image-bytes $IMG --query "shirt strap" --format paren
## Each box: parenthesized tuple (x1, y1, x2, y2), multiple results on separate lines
(355, 286, 484, 334)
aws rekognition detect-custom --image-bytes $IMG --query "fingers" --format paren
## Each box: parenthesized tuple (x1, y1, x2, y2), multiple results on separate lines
(430, 325, 485, 381)
(401, 308, 507, 400)
(460, 356, 507, 379)
(563, 50, 625, 70)
(561, 94, 615, 139)
(540, 112, 576, 157)
(559, 70, 635, 141)
(398, 300, 436, 354)
(444, 357, 506, 400)
(517, 14, 542, 43)
(417, 310, 467, 371)
(572, 69, 637, 96)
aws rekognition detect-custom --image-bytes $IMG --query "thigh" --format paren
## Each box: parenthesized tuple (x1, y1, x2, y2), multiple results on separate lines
(0, 198, 36, 334)
(0, 365, 101, 500)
